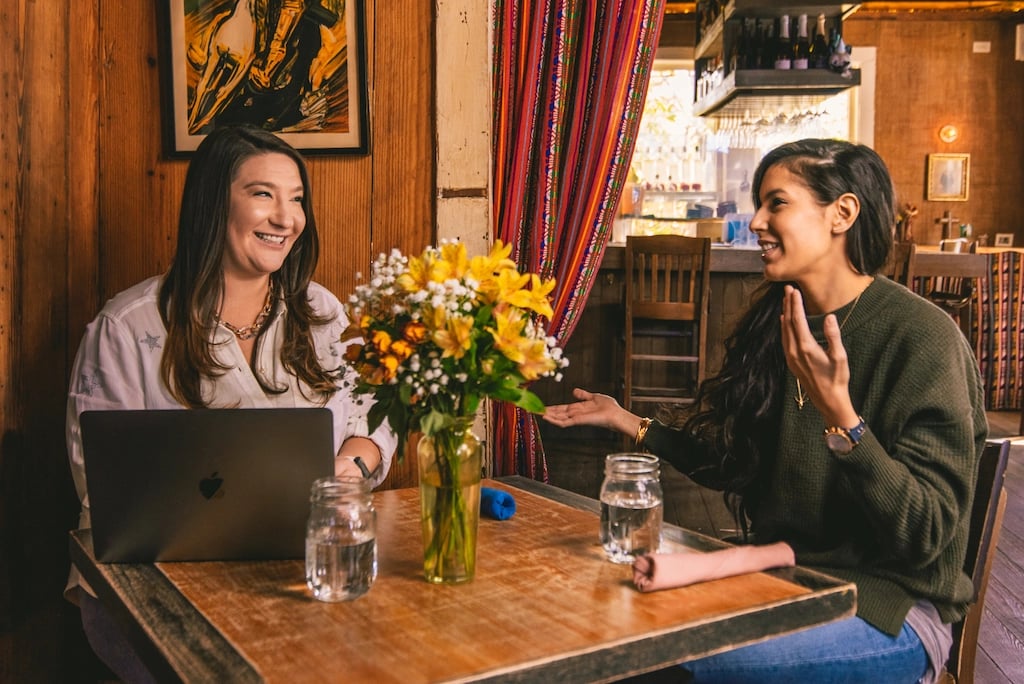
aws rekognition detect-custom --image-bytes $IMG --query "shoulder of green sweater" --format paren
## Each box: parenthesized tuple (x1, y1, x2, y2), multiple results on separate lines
(853, 277, 971, 352)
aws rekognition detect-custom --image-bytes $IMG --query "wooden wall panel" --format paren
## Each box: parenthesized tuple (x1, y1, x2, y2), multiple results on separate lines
(367, 0, 436, 264)
(2, 0, 78, 680)
(0, 0, 22, 667)
(67, 3, 101, 361)
(97, 2, 185, 300)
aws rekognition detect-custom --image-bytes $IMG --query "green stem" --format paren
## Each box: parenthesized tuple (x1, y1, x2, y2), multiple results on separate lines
(422, 422, 477, 581)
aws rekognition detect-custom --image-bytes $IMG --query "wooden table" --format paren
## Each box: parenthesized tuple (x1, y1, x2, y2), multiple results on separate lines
(70, 477, 856, 683)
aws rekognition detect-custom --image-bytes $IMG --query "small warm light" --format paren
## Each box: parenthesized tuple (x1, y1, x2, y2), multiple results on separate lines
(939, 124, 960, 144)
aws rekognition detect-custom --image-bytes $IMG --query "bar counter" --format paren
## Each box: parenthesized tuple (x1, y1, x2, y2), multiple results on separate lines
(536, 242, 1013, 415)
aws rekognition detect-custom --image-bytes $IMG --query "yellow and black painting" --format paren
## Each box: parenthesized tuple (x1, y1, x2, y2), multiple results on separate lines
(168, 0, 366, 152)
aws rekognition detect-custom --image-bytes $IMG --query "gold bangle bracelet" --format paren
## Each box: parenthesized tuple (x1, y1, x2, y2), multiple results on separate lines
(635, 417, 653, 450)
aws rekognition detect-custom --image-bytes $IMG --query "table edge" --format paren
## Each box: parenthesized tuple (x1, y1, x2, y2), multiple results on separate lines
(70, 529, 261, 683)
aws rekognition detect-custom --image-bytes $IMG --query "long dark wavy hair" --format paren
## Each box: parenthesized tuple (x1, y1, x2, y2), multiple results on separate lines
(158, 125, 338, 407)
(680, 139, 896, 526)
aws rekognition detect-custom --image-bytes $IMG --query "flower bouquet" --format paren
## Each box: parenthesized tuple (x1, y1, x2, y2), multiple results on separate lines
(341, 240, 567, 582)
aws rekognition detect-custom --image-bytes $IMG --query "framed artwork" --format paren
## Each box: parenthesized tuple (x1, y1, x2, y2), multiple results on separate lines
(926, 153, 970, 201)
(995, 233, 1014, 247)
(161, 0, 369, 155)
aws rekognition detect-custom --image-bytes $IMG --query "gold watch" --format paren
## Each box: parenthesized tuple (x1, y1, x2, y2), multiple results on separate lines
(823, 417, 866, 455)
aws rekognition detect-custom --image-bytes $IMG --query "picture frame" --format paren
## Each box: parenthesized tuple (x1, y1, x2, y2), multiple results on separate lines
(160, 0, 370, 155)
(994, 233, 1014, 247)
(926, 153, 970, 201)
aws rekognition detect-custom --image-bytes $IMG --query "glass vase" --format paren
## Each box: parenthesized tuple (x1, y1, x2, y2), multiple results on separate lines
(417, 418, 482, 583)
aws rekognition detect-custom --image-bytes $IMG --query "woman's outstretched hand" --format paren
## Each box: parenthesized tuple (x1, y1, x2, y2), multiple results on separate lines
(542, 388, 640, 438)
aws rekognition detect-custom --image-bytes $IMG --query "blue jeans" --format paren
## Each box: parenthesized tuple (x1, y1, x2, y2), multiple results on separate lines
(80, 591, 158, 684)
(682, 615, 928, 684)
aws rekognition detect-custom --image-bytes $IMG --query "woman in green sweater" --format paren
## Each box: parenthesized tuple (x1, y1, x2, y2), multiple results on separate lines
(544, 139, 987, 683)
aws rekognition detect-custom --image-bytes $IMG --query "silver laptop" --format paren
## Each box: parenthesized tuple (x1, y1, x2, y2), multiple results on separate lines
(80, 408, 335, 562)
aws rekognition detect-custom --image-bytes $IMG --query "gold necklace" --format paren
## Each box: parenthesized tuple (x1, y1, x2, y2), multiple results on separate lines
(795, 290, 863, 410)
(219, 285, 275, 341)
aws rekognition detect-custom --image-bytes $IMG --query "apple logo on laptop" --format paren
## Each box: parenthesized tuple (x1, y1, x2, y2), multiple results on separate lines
(199, 471, 225, 500)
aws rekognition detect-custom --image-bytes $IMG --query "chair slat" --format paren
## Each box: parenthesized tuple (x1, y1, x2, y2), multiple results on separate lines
(623, 235, 711, 413)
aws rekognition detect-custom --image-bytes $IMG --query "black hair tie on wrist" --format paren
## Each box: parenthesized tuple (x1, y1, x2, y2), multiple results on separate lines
(351, 456, 372, 479)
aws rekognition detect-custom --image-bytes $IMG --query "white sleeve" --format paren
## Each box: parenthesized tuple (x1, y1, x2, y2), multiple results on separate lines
(314, 288, 399, 489)
(66, 313, 149, 514)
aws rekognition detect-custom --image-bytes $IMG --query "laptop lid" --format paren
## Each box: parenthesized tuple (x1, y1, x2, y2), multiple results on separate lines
(81, 408, 335, 563)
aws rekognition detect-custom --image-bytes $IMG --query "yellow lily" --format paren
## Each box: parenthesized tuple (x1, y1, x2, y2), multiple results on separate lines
(434, 314, 474, 359)
(504, 273, 555, 319)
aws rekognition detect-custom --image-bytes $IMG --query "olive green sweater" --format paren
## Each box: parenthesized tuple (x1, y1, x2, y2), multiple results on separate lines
(645, 276, 988, 636)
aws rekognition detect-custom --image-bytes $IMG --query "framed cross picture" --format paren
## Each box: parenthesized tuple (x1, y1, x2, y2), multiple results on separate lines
(160, 0, 369, 155)
(926, 153, 970, 201)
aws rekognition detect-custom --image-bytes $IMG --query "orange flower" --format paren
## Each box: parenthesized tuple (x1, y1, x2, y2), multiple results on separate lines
(343, 344, 363, 363)
(402, 320, 428, 344)
(370, 329, 392, 353)
(369, 354, 400, 384)
(390, 339, 414, 361)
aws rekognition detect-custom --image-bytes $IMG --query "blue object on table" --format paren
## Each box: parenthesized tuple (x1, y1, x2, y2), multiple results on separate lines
(480, 487, 516, 520)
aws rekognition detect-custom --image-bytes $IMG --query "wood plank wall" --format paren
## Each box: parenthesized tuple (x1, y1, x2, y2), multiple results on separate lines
(1, 1, 433, 680)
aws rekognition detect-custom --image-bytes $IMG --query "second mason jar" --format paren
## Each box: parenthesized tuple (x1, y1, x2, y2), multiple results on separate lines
(599, 453, 663, 563)
(305, 476, 377, 602)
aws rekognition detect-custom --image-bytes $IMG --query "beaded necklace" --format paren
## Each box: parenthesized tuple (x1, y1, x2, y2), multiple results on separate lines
(218, 285, 274, 341)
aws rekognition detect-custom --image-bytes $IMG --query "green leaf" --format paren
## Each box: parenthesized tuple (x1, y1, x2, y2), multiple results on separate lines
(489, 385, 524, 404)
(421, 409, 455, 436)
(514, 389, 546, 414)
(367, 399, 389, 435)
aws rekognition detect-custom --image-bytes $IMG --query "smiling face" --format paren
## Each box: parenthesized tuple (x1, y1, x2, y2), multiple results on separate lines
(222, 152, 306, 284)
(750, 164, 854, 291)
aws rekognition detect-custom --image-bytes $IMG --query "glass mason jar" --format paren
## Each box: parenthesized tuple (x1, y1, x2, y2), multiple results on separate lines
(599, 453, 663, 563)
(305, 476, 377, 602)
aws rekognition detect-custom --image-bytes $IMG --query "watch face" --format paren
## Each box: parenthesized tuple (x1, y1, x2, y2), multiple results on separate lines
(825, 431, 854, 455)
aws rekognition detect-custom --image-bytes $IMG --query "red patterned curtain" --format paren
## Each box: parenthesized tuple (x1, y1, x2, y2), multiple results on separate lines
(492, 0, 665, 478)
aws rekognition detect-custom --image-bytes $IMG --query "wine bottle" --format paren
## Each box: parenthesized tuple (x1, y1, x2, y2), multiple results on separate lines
(759, 19, 775, 69)
(810, 14, 829, 69)
(744, 18, 760, 70)
(793, 14, 810, 70)
(774, 15, 793, 70)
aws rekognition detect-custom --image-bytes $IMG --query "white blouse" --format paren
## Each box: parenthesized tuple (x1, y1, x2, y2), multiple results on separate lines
(65, 276, 397, 596)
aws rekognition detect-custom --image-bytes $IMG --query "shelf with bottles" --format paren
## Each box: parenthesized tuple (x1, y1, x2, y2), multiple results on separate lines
(696, 1, 859, 59)
(693, 3, 861, 117)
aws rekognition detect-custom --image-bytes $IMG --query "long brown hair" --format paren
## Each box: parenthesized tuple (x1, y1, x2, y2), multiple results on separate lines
(158, 125, 339, 406)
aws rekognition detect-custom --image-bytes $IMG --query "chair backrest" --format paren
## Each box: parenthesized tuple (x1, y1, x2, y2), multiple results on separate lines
(930, 240, 977, 306)
(945, 440, 1010, 684)
(622, 235, 711, 413)
(886, 241, 917, 286)
(625, 235, 711, 323)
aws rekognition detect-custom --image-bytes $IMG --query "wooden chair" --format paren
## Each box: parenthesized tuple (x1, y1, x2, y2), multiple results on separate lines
(928, 240, 978, 327)
(623, 235, 711, 413)
(884, 241, 917, 286)
(941, 439, 1011, 684)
